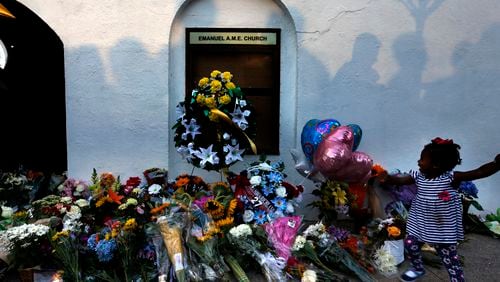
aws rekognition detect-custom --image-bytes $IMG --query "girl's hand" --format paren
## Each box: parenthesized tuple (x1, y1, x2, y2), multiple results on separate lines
(377, 170, 389, 183)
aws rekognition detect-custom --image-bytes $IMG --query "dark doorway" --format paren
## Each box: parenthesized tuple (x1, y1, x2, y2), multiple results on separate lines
(0, 0, 67, 173)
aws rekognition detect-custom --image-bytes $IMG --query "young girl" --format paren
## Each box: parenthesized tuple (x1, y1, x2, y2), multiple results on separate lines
(379, 137, 500, 282)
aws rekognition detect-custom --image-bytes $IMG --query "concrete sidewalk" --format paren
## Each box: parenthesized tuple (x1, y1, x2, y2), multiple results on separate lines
(372, 232, 500, 282)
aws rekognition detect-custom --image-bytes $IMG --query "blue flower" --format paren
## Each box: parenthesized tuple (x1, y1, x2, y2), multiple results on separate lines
(87, 234, 98, 251)
(95, 239, 117, 262)
(262, 184, 274, 196)
(254, 210, 267, 224)
(267, 172, 283, 183)
(459, 181, 478, 198)
(272, 197, 287, 211)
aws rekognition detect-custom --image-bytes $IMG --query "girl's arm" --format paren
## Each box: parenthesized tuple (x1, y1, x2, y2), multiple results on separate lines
(378, 170, 415, 186)
(454, 154, 500, 182)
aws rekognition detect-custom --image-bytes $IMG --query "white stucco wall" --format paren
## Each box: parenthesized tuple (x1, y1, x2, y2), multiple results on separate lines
(18, 0, 500, 215)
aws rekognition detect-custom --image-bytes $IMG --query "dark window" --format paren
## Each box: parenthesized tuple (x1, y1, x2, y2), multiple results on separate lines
(186, 28, 280, 155)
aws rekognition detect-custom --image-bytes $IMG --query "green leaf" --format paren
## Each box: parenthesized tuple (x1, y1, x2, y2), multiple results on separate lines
(471, 200, 484, 211)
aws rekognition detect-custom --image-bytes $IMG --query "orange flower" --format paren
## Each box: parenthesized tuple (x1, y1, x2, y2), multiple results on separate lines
(371, 164, 386, 177)
(100, 172, 116, 188)
(387, 226, 401, 238)
(107, 188, 124, 205)
(175, 175, 190, 188)
(151, 203, 170, 214)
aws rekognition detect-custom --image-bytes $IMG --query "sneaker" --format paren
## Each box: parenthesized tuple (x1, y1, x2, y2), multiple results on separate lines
(399, 268, 425, 282)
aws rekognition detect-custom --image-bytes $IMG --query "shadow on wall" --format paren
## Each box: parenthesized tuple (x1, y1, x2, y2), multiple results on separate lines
(423, 23, 500, 140)
(65, 38, 169, 176)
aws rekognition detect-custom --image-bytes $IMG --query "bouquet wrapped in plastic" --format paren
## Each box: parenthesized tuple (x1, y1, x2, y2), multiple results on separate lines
(158, 214, 187, 282)
(227, 223, 287, 281)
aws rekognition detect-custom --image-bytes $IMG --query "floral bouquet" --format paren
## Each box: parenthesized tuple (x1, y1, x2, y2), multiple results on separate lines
(308, 179, 354, 224)
(368, 216, 406, 265)
(1, 223, 51, 269)
(0, 171, 32, 209)
(372, 246, 398, 277)
(228, 159, 304, 225)
(227, 223, 287, 281)
(173, 70, 257, 171)
(263, 215, 301, 261)
(157, 214, 187, 282)
(292, 222, 375, 282)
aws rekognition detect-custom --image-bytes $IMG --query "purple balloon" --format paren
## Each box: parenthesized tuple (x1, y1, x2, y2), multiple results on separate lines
(324, 126, 354, 149)
(335, 151, 373, 183)
(313, 139, 352, 179)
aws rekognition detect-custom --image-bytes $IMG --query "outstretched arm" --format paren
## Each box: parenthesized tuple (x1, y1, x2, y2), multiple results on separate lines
(378, 170, 415, 186)
(454, 154, 500, 182)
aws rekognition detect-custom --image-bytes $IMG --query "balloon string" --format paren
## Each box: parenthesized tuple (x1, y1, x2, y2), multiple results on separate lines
(298, 171, 312, 186)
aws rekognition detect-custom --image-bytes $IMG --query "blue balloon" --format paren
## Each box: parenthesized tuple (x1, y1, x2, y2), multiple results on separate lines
(346, 124, 362, 151)
(301, 119, 341, 161)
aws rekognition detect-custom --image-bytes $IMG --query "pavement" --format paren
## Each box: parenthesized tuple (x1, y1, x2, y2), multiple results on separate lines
(371, 232, 500, 282)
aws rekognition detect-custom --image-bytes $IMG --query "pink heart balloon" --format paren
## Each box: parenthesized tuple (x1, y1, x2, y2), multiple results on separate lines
(335, 151, 373, 183)
(324, 125, 354, 149)
(313, 139, 352, 179)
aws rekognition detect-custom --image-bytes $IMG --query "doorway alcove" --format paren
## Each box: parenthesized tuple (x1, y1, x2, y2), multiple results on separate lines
(168, 0, 297, 178)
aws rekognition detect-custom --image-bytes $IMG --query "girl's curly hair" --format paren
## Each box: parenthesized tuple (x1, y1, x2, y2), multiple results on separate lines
(423, 138, 462, 172)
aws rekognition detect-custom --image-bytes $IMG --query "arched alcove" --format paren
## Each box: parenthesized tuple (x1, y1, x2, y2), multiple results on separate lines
(168, 0, 297, 179)
(0, 0, 66, 174)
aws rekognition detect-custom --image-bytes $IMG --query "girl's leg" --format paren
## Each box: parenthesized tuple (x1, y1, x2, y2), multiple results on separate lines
(400, 235, 426, 281)
(404, 235, 425, 271)
(434, 243, 464, 282)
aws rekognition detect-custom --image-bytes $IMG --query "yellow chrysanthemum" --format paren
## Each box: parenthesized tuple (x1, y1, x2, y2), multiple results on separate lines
(221, 71, 232, 82)
(51, 230, 70, 241)
(105, 233, 112, 240)
(204, 96, 217, 108)
(111, 228, 119, 238)
(225, 82, 236, 90)
(210, 70, 221, 78)
(196, 94, 205, 104)
(123, 218, 138, 231)
(210, 80, 222, 93)
(126, 198, 138, 206)
(13, 210, 27, 218)
(218, 94, 231, 105)
(95, 196, 108, 207)
(198, 77, 209, 87)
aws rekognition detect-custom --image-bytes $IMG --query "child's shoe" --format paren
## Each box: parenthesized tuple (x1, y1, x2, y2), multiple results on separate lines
(399, 268, 425, 281)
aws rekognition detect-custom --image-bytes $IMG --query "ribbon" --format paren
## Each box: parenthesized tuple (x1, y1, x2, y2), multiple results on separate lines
(0, 4, 15, 19)
(432, 137, 454, 145)
(209, 108, 257, 154)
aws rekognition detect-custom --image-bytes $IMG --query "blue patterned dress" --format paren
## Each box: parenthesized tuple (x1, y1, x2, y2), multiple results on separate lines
(406, 170, 464, 244)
